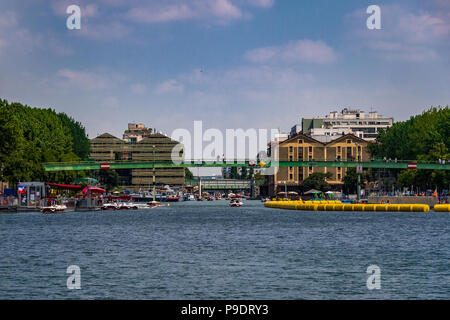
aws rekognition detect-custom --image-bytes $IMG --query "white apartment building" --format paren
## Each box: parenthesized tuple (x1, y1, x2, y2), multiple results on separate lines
(302, 108, 393, 141)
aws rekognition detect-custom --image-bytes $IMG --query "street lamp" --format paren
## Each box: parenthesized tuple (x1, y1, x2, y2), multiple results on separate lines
(355, 142, 362, 203)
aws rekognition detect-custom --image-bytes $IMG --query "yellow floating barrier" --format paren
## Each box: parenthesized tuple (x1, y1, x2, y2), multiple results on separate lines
(375, 204, 388, 212)
(343, 204, 354, 211)
(264, 201, 430, 212)
(434, 204, 450, 212)
(387, 204, 400, 212)
(399, 204, 412, 212)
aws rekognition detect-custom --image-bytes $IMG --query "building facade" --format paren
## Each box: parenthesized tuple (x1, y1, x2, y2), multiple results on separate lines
(268, 132, 370, 195)
(302, 108, 393, 141)
(90, 124, 185, 191)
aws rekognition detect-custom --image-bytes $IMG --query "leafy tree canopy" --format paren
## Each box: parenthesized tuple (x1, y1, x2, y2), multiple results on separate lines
(0, 99, 90, 185)
(301, 172, 332, 192)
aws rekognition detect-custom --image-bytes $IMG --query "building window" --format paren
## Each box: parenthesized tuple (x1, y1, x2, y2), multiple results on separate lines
(298, 139, 303, 144)
(289, 173, 293, 180)
(299, 171, 303, 181)
(309, 146, 313, 153)
(347, 147, 352, 159)
(337, 173, 341, 180)
(289, 146, 293, 152)
(298, 147, 303, 159)
(338, 167, 341, 172)
(309, 166, 313, 172)
(309, 155, 312, 161)
(289, 156, 293, 162)
(337, 146, 341, 153)
(347, 139, 351, 144)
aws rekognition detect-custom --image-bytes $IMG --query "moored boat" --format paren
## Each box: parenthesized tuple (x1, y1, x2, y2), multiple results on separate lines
(102, 203, 118, 210)
(229, 199, 243, 207)
(148, 201, 163, 208)
(41, 204, 67, 214)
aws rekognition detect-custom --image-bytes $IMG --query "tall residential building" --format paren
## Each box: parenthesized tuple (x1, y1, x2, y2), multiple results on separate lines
(90, 124, 185, 191)
(267, 132, 370, 195)
(123, 123, 152, 143)
(302, 108, 393, 141)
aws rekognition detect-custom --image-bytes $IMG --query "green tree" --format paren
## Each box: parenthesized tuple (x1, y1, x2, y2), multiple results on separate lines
(240, 167, 248, 179)
(301, 172, 332, 192)
(185, 168, 194, 180)
(230, 167, 239, 179)
(58, 113, 90, 159)
(0, 99, 89, 185)
(342, 168, 366, 194)
(369, 106, 450, 191)
(94, 170, 119, 191)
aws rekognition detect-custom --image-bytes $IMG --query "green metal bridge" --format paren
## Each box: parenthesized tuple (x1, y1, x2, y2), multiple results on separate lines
(43, 159, 450, 171)
(186, 179, 251, 190)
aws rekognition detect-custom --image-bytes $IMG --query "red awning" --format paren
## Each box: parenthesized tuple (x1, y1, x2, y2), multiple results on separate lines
(46, 183, 82, 190)
(89, 187, 106, 194)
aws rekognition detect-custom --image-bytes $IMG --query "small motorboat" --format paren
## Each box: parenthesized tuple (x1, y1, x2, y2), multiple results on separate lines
(41, 204, 67, 214)
(167, 196, 180, 202)
(117, 202, 138, 210)
(229, 199, 243, 207)
(102, 203, 118, 210)
(147, 201, 163, 208)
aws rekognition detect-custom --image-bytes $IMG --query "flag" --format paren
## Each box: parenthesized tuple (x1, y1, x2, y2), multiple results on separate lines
(18, 185, 26, 194)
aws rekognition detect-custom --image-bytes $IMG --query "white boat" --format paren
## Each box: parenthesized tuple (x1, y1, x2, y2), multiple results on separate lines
(229, 199, 243, 207)
(41, 204, 67, 214)
(148, 201, 163, 208)
(102, 203, 118, 210)
(117, 202, 138, 210)
(134, 203, 153, 209)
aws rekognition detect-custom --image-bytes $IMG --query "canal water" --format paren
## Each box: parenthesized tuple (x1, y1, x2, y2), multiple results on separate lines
(0, 200, 448, 299)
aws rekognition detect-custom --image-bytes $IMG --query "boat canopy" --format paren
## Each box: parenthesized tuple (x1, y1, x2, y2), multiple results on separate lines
(46, 182, 82, 190)
(87, 187, 106, 194)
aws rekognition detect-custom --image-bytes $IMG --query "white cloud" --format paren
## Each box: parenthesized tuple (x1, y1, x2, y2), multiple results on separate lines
(127, 4, 195, 23)
(51, 1, 99, 17)
(126, 0, 246, 24)
(0, 11, 41, 55)
(103, 96, 120, 109)
(77, 22, 131, 40)
(57, 69, 112, 90)
(245, 0, 275, 8)
(155, 79, 184, 94)
(348, 5, 450, 61)
(130, 83, 147, 94)
(244, 39, 336, 64)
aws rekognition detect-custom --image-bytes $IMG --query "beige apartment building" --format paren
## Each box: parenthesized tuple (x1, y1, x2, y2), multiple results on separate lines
(90, 124, 185, 190)
(268, 132, 370, 195)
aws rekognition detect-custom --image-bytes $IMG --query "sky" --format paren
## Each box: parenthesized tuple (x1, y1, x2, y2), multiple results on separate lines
(0, 0, 449, 140)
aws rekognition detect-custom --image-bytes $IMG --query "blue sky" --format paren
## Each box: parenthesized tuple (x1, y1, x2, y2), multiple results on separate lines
(0, 0, 449, 139)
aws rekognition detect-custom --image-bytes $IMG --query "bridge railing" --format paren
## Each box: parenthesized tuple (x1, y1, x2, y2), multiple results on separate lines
(43, 158, 450, 171)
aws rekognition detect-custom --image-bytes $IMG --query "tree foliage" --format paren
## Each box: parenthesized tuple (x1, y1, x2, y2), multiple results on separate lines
(369, 106, 449, 190)
(185, 168, 194, 180)
(0, 99, 90, 185)
(301, 172, 332, 192)
(342, 168, 366, 194)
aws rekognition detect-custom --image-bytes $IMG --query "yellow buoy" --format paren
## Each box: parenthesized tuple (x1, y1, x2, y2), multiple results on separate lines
(434, 204, 450, 212)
